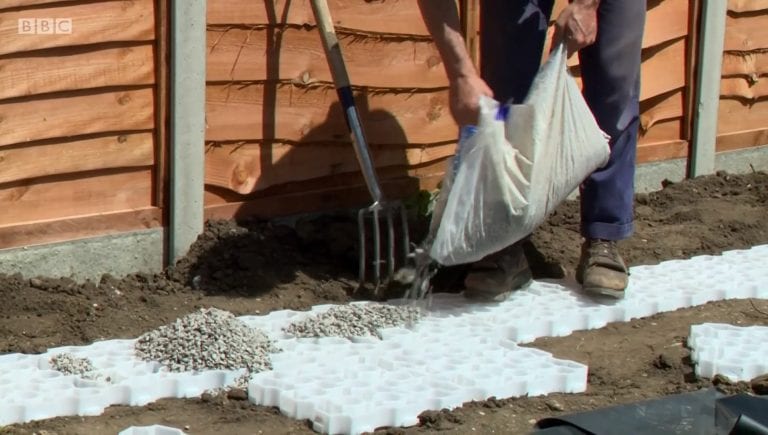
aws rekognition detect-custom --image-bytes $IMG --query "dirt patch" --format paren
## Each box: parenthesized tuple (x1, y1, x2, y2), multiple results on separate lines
(4, 171, 768, 435)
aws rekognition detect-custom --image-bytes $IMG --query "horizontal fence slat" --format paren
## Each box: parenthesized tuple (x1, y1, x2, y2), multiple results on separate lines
(207, 28, 447, 88)
(722, 52, 768, 78)
(0, 0, 155, 57)
(566, 37, 686, 102)
(639, 117, 683, 145)
(716, 128, 768, 152)
(724, 14, 768, 52)
(637, 139, 688, 163)
(205, 141, 455, 194)
(0, 43, 155, 101)
(0, 1, 89, 11)
(0, 207, 162, 250)
(640, 90, 685, 134)
(718, 98, 768, 135)
(204, 166, 446, 220)
(720, 76, 768, 100)
(0, 88, 155, 147)
(728, 0, 768, 13)
(204, 173, 444, 221)
(0, 132, 154, 184)
(205, 157, 448, 202)
(207, 0, 429, 35)
(639, 37, 687, 101)
(205, 84, 455, 144)
(0, 168, 154, 226)
(643, 0, 689, 49)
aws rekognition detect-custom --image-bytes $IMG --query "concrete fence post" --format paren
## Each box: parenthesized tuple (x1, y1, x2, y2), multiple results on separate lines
(169, 0, 206, 264)
(690, 0, 728, 177)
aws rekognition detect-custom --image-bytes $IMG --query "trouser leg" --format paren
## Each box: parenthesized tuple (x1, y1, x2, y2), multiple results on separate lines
(480, 0, 554, 104)
(578, 0, 646, 241)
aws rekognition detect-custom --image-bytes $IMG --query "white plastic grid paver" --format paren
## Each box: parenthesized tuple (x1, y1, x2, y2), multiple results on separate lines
(0, 244, 765, 434)
(689, 323, 768, 381)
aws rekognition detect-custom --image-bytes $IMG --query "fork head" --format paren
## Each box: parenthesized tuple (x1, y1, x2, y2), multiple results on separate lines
(356, 201, 410, 294)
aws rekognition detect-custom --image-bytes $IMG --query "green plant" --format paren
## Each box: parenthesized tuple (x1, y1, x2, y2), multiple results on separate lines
(403, 189, 440, 220)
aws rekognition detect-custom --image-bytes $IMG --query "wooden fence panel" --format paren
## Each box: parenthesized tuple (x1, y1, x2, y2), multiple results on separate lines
(0, 0, 155, 56)
(636, 0, 694, 159)
(204, 0, 697, 219)
(717, 4, 768, 152)
(0, 0, 162, 250)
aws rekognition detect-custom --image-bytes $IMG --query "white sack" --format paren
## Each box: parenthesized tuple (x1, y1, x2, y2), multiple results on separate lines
(429, 44, 611, 266)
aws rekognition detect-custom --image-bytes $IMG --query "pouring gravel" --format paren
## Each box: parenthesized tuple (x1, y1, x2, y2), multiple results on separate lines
(135, 307, 279, 373)
(283, 303, 422, 338)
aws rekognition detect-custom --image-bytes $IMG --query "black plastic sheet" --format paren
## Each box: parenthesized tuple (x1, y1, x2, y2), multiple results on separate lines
(533, 389, 768, 435)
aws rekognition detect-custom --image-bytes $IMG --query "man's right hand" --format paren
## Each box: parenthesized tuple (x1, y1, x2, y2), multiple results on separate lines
(416, 0, 493, 126)
(449, 74, 494, 126)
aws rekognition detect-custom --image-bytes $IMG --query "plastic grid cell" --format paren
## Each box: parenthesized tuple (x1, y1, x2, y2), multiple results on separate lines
(118, 425, 187, 435)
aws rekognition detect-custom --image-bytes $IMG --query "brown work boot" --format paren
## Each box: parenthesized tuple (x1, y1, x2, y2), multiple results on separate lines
(463, 243, 533, 302)
(576, 239, 629, 299)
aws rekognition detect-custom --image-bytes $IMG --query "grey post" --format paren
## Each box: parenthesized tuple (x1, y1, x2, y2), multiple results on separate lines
(690, 0, 728, 177)
(169, 0, 206, 264)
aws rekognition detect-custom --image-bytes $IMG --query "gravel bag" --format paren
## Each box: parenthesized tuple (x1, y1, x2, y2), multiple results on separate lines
(430, 43, 611, 265)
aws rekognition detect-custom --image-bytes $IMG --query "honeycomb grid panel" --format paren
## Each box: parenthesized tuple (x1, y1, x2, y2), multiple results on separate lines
(689, 323, 768, 381)
(0, 245, 763, 434)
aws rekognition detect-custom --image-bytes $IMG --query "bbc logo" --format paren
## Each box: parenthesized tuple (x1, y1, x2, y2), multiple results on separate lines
(18, 18, 73, 35)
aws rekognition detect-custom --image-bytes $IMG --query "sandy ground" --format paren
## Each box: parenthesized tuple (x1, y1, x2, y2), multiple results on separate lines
(3, 171, 768, 434)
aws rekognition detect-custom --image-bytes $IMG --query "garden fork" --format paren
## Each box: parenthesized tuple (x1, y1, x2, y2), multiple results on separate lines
(310, 0, 411, 292)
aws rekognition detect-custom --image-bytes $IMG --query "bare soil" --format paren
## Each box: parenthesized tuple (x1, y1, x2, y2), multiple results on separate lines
(4, 171, 768, 435)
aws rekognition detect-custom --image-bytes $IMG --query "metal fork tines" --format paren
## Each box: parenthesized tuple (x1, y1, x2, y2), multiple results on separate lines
(357, 201, 410, 291)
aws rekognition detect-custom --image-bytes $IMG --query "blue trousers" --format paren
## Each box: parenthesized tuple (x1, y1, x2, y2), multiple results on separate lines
(480, 0, 646, 241)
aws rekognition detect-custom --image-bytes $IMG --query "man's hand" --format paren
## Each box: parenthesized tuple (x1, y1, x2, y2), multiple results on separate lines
(450, 74, 494, 126)
(417, 0, 493, 125)
(553, 0, 599, 55)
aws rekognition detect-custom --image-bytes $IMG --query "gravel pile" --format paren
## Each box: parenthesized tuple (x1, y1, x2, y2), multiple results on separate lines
(283, 304, 421, 338)
(135, 308, 278, 373)
(49, 353, 99, 379)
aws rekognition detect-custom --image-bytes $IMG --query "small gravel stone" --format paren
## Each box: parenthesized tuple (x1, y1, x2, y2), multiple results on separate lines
(545, 399, 564, 412)
(712, 374, 733, 386)
(49, 353, 100, 380)
(283, 303, 421, 338)
(751, 374, 768, 395)
(135, 307, 279, 373)
(227, 388, 249, 401)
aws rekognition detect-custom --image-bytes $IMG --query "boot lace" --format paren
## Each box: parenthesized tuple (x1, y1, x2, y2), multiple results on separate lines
(587, 239, 621, 265)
